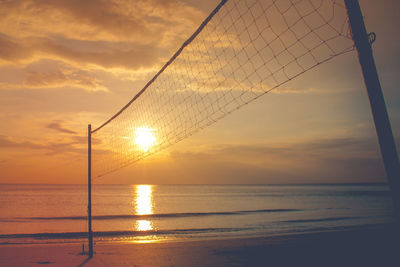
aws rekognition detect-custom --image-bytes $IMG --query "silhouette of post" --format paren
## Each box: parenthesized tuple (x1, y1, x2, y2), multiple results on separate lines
(88, 124, 94, 257)
(345, 0, 400, 219)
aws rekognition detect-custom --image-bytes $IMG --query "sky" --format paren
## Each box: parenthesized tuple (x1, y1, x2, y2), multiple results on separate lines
(0, 0, 399, 184)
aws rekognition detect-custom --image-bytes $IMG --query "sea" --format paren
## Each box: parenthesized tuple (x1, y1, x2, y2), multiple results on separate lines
(0, 184, 395, 245)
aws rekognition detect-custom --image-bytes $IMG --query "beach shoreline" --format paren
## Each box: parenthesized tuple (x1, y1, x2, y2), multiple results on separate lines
(1, 223, 399, 267)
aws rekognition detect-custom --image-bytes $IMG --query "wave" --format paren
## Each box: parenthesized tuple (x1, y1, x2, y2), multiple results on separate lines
(0, 227, 250, 240)
(282, 216, 365, 224)
(10, 208, 302, 221)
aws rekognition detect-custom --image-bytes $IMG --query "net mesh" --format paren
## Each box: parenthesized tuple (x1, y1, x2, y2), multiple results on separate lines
(92, 0, 354, 178)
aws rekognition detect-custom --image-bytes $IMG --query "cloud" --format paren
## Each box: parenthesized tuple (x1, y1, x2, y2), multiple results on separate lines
(0, 34, 164, 70)
(167, 137, 386, 183)
(0, 135, 45, 150)
(0, 0, 204, 43)
(0, 34, 33, 63)
(47, 120, 77, 134)
(38, 37, 164, 70)
(23, 69, 109, 92)
(0, 135, 85, 155)
(175, 137, 381, 162)
(0, 0, 205, 72)
(101, 136, 386, 184)
(271, 87, 325, 94)
(0, 59, 110, 92)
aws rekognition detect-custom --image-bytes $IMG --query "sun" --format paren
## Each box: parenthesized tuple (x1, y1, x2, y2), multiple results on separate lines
(134, 127, 156, 152)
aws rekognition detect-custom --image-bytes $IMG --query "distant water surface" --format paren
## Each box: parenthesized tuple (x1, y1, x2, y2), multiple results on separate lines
(0, 184, 395, 244)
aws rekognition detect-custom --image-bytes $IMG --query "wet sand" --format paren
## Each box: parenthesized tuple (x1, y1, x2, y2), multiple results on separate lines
(0, 224, 399, 267)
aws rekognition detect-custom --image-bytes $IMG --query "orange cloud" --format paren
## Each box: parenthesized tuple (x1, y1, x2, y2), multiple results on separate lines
(0, 0, 207, 78)
(0, 34, 163, 70)
(47, 120, 77, 134)
(23, 69, 108, 92)
(0, 135, 85, 155)
(0, 34, 33, 62)
(0, 62, 109, 92)
(0, 0, 203, 43)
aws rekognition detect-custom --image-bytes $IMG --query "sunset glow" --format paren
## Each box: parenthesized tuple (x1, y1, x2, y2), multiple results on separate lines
(0, 0, 398, 186)
(0, 0, 399, 265)
(134, 127, 156, 152)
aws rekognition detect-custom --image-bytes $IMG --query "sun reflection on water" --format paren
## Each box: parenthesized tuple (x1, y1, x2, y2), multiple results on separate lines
(136, 220, 153, 231)
(133, 185, 153, 232)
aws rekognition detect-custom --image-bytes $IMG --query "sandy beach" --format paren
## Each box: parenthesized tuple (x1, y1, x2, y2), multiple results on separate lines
(1, 224, 399, 267)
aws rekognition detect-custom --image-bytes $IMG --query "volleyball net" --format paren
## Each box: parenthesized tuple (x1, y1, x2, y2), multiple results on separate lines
(91, 0, 354, 178)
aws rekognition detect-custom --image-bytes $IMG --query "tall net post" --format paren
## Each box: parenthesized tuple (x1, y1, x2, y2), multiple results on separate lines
(88, 124, 93, 257)
(345, 0, 400, 219)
